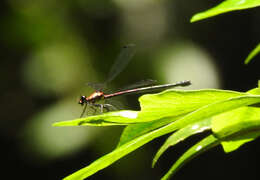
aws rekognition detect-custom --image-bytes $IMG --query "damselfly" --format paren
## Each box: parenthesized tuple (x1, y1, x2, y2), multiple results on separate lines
(79, 44, 191, 117)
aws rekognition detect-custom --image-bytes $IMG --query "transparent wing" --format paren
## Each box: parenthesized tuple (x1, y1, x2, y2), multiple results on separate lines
(118, 79, 158, 91)
(105, 98, 125, 110)
(86, 82, 106, 91)
(105, 44, 136, 83)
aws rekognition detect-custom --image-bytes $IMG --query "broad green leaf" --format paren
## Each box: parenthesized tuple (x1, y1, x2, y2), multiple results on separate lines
(161, 135, 220, 180)
(191, 0, 260, 22)
(152, 118, 211, 167)
(245, 43, 260, 64)
(138, 89, 245, 121)
(212, 106, 260, 152)
(163, 95, 260, 132)
(64, 94, 260, 180)
(118, 89, 245, 146)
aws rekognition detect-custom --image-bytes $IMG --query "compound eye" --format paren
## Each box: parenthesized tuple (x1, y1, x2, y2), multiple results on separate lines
(78, 96, 86, 105)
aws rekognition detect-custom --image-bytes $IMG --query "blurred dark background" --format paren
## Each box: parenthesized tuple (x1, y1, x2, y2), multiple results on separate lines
(1, 0, 260, 179)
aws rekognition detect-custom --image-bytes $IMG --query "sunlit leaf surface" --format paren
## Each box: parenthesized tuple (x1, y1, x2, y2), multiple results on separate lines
(53, 110, 139, 126)
(57, 89, 260, 180)
(212, 106, 260, 152)
(212, 87, 260, 152)
(118, 89, 245, 146)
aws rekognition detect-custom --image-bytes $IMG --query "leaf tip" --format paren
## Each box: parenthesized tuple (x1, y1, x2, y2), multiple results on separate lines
(52, 122, 71, 127)
(151, 158, 156, 168)
(152, 152, 161, 168)
(244, 58, 250, 65)
(190, 16, 198, 23)
(52, 122, 60, 127)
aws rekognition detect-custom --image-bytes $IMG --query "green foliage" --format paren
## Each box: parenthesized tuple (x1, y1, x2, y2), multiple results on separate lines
(244, 43, 260, 64)
(54, 87, 260, 180)
(160, 135, 220, 180)
(190, 0, 260, 65)
(191, 0, 260, 22)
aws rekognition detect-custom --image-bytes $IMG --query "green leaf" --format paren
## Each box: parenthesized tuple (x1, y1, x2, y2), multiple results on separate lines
(63, 93, 260, 179)
(163, 95, 260, 133)
(152, 118, 211, 168)
(244, 43, 260, 64)
(159, 95, 260, 179)
(117, 114, 187, 147)
(53, 110, 139, 126)
(62, 116, 183, 180)
(191, 0, 260, 22)
(247, 87, 260, 95)
(138, 89, 245, 121)
(157, 94, 260, 179)
(221, 137, 256, 152)
(118, 89, 245, 146)
(161, 135, 220, 180)
(212, 106, 260, 152)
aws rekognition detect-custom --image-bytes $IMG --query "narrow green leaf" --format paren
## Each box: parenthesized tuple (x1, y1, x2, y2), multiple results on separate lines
(244, 43, 260, 64)
(161, 135, 220, 180)
(53, 110, 139, 126)
(191, 0, 260, 22)
(152, 118, 211, 167)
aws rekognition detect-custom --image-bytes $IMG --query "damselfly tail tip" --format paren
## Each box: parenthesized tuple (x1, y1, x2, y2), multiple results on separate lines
(180, 80, 191, 86)
(123, 44, 136, 48)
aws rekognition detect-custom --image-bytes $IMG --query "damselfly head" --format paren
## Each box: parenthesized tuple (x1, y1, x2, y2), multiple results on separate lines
(78, 96, 86, 105)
